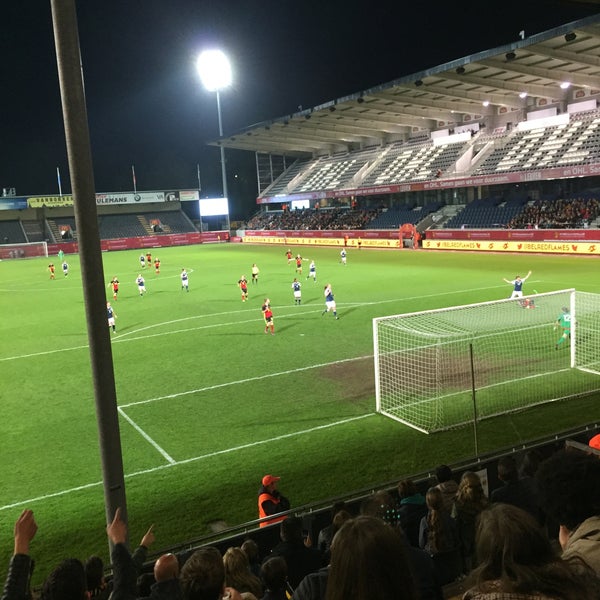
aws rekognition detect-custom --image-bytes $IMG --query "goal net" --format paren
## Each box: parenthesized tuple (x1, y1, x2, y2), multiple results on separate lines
(0, 241, 48, 259)
(373, 289, 600, 434)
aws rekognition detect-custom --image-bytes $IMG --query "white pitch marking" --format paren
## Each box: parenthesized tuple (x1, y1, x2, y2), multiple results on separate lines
(0, 413, 374, 511)
(117, 407, 176, 464)
(1, 283, 512, 362)
(120, 354, 373, 408)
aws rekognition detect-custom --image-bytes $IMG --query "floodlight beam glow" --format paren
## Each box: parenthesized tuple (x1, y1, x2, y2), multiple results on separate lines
(196, 50, 232, 92)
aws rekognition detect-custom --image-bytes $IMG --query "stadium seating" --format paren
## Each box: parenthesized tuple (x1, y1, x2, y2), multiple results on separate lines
(258, 107, 600, 210)
(444, 198, 526, 229)
(0, 220, 27, 243)
(98, 212, 198, 239)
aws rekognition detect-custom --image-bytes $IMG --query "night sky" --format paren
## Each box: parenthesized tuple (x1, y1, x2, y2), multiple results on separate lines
(1, 1, 598, 218)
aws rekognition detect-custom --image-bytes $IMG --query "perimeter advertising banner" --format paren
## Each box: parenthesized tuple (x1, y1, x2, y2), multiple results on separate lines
(0, 197, 28, 210)
(28, 196, 74, 208)
(26, 193, 167, 207)
(95, 192, 165, 204)
(423, 239, 600, 254)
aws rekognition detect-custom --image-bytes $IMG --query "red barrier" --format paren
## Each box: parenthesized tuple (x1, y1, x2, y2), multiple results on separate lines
(48, 231, 228, 255)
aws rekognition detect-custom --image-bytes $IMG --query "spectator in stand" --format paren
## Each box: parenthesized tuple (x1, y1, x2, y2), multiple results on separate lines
(148, 553, 182, 600)
(258, 474, 290, 528)
(490, 455, 543, 524)
(316, 504, 351, 562)
(259, 557, 291, 600)
(397, 479, 428, 548)
(292, 565, 329, 600)
(324, 515, 417, 600)
(42, 558, 89, 600)
(419, 487, 461, 585)
(107, 508, 242, 600)
(451, 471, 489, 573)
(535, 448, 600, 576)
(462, 503, 600, 600)
(1, 508, 98, 600)
(137, 573, 156, 597)
(518, 448, 544, 479)
(360, 492, 443, 600)
(262, 516, 323, 590)
(241, 539, 262, 579)
(433, 464, 458, 513)
(85, 555, 112, 600)
(223, 547, 263, 599)
(1, 509, 37, 600)
(180, 546, 243, 600)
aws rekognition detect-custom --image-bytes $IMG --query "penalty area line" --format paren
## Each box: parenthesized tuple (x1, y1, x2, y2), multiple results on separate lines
(0, 413, 374, 512)
(120, 354, 374, 408)
(118, 407, 176, 464)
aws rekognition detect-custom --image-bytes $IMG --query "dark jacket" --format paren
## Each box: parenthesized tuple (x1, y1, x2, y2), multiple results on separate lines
(142, 579, 183, 600)
(292, 566, 329, 600)
(405, 546, 444, 600)
(1, 554, 33, 600)
(264, 541, 323, 590)
(398, 493, 428, 547)
(490, 477, 543, 523)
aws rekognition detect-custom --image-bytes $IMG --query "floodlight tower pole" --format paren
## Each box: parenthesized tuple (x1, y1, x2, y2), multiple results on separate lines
(197, 49, 232, 236)
(50, 0, 128, 550)
(215, 90, 231, 234)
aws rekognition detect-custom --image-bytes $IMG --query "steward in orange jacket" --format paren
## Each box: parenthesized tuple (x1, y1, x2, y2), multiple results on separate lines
(258, 474, 290, 528)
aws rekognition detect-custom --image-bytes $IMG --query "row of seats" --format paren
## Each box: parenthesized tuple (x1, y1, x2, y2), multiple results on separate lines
(0, 220, 27, 243)
(261, 107, 600, 198)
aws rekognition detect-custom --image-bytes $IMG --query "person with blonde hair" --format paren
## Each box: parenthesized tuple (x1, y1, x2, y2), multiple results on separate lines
(223, 547, 263, 599)
(419, 487, 461, 585)
(452, 471, 488, 573)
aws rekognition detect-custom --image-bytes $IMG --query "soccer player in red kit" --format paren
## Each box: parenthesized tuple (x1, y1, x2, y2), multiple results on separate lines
(262, 299, 274, 335)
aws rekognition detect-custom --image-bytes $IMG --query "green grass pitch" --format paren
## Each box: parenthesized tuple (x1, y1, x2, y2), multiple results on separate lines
(0, 244, 599, 584)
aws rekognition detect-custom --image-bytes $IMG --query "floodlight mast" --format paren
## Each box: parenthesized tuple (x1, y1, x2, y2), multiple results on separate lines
(197, 50, 232, 234)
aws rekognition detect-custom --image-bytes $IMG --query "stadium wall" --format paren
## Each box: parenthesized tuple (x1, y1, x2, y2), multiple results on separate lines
(47, 231, 226, 255)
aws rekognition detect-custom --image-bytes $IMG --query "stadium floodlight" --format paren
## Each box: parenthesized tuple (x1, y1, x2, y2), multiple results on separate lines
(373, 289, 600, 434)
(196, 49, 232, 234)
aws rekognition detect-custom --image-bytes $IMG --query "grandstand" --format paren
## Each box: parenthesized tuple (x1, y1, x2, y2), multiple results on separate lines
(204, 14, 600, 236)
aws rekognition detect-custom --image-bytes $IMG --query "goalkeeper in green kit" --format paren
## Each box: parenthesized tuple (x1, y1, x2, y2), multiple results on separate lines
(555, 307, 571, 349)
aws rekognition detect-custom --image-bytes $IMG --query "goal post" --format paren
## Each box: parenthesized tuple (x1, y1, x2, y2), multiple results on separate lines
(373, 289, 600, 434)
(0, 241, 48, 259)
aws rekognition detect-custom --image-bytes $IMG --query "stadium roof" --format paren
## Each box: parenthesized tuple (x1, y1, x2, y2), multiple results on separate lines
(211, 14, 600, 158)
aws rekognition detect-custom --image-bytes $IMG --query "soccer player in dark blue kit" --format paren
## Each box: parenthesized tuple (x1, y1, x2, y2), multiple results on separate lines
(503, 270, 532, 298)
(322, 284, 339, 319)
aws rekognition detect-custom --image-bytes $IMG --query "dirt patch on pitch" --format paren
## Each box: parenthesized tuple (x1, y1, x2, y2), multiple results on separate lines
(321, 357, 375, 402)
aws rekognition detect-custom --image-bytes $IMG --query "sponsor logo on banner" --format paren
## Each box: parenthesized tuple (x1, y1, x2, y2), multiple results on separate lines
(95, 192, 165, 204)
(243, 235, 398, 249)
(96, 194, 129, 204)
(0, 197, 28, 210)
(28, 196, 74, 208)
(179, 190, 200, 201)
(423, 240, 599, 254)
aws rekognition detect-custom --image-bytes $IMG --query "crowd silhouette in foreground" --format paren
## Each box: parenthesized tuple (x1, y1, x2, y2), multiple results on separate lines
(2, 441, 600, 600)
